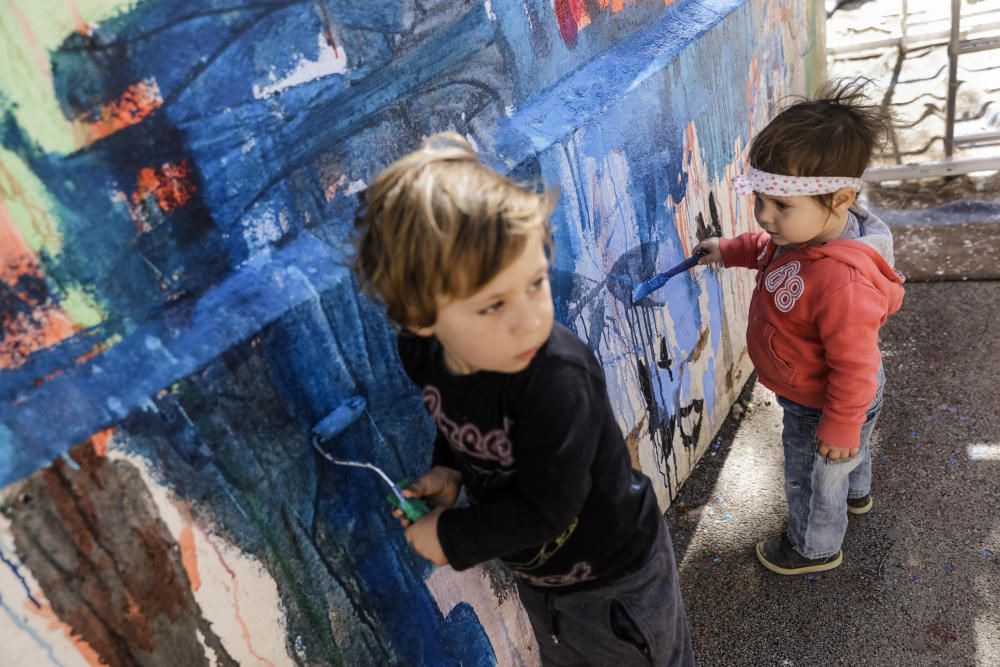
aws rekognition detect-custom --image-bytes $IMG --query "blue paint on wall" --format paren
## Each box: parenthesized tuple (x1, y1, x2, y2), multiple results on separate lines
(0, 235, 351, 484)
(0, 597, 67, 667)
(1, 0, 820, 662)
(494, 0, 746, 171)
(0, 546, 42, 609)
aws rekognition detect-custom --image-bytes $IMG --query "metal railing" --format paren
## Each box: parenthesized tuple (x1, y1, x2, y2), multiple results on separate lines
(831, 1, 1000, 181)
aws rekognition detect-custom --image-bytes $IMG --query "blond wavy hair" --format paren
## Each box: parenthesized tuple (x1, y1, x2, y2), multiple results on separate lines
(354, 133, 557, 327)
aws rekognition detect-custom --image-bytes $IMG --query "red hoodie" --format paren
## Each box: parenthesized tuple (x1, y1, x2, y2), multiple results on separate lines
(720, 231, 905, 448)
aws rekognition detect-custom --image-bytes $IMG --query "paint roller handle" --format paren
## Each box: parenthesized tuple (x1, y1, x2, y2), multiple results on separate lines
(387, 480, 431, 521)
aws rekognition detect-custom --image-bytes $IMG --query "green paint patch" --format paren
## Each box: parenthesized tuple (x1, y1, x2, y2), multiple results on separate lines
(0, 0, 133, 153)
(59, 287, 104, 330)
(0, 0, 134, 153)
(0, 148, 63, 254)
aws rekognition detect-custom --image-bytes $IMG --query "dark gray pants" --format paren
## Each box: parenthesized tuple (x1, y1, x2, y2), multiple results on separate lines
(515, 523, 694, 666)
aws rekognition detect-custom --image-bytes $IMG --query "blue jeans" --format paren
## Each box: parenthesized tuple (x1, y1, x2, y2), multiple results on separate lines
(776, 366, 885, 559)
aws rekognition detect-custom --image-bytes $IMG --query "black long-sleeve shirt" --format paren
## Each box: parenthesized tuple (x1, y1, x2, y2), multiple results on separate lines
(398, 322, 661, 593)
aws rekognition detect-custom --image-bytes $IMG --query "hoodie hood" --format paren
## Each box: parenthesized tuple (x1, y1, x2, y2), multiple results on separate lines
(803, 208, 906, 317)
(848, 204, 895, 267)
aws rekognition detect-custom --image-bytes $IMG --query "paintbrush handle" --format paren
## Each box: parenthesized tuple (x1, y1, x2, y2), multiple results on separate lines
(631, 248, 709, 303)
(662, 253, 703, 280)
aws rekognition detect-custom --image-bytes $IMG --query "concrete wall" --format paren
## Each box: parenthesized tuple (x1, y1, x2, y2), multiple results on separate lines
(0, 1, 823, 664)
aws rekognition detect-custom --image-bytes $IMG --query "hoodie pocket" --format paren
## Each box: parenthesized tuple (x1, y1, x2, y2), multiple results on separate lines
(609, 599, 653, 664)
(749, 321, 797, 383)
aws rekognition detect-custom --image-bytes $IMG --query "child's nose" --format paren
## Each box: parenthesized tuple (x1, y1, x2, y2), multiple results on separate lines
(511, 302, 541, 333)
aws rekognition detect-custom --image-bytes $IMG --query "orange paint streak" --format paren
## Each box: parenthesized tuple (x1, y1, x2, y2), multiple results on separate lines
(80, 79, 163, 144)
(178, 527, 202, 592)
(0, 203, 77, 370)
(568, 0, 590, 28)
(746, 56, 761, 134)
(203, 529, 277, 667)
(90, 429, 114, 457)
(729, 163, 739, 237)
(27, 601, 105, 667)
(75, 340, 111, 366)
(11, 6, 50, 75)
(38, 368, 65, 385)
(131, 159, 195, 212)
(66, 0, 90, 35)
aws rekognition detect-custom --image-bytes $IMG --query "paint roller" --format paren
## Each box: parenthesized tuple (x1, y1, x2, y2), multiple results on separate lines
(311, 396, 429, 521)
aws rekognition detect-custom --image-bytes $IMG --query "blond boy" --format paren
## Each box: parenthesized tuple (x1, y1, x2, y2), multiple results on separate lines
(354, 133, 693, 665)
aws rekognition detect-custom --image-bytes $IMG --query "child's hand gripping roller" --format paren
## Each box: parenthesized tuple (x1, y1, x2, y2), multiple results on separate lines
(311, 396, 429, 521)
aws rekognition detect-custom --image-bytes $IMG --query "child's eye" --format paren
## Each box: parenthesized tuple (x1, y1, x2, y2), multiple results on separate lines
(529, 276, 547, 291)
(478, 301, 503, 315)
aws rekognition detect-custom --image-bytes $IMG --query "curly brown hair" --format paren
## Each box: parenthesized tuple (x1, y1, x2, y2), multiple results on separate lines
(354, 133, 557, 328)
(750, 78, 890, 211)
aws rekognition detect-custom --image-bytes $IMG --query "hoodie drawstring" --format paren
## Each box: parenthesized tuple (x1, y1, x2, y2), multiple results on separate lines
(546, 594, 560, 645)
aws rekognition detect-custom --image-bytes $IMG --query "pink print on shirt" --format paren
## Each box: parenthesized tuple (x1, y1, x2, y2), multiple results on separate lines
(423, 385, 514, 466)
(514, 562, 595, 587)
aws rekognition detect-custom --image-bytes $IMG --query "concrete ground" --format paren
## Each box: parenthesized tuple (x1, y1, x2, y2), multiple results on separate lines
(667, 278, 1000, 665)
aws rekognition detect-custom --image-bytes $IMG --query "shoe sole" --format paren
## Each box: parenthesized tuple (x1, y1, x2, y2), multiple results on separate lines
(755, 543, 843, 575)
(847, 497, 873, 515)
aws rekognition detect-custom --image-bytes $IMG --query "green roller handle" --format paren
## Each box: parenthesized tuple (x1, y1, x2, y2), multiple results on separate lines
(387, 479, 430, 521)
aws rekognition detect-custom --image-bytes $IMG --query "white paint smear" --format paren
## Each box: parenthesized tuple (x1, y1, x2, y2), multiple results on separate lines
(254, 33, 348, 99)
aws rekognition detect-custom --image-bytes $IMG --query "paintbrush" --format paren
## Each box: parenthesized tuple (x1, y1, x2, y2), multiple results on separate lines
(631, 247, 709, 304)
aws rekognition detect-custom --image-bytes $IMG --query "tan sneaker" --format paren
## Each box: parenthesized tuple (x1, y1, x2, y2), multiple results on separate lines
(847, 494, 873, 515)
(756, 535, 843, 575)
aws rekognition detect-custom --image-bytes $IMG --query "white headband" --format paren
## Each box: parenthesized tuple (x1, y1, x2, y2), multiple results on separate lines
(733, 167, 863, 196)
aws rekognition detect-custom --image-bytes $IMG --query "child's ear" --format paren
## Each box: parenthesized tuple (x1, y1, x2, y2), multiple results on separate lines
(407, 324, 435, 338)
(403, 309, 436, 337)
(832, 187, 857, 212)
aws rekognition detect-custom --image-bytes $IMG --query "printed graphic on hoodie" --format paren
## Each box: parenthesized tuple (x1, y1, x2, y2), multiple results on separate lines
(764, 260, 804, 312)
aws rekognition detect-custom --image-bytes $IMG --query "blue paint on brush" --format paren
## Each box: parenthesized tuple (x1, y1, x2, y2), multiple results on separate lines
(631, 248, 709, 303)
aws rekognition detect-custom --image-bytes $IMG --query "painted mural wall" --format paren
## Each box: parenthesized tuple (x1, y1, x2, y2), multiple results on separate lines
(0, 1, 824, 665)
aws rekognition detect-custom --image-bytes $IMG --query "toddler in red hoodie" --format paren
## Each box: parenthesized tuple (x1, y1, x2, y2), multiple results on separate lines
(696, 79, 905, 575)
